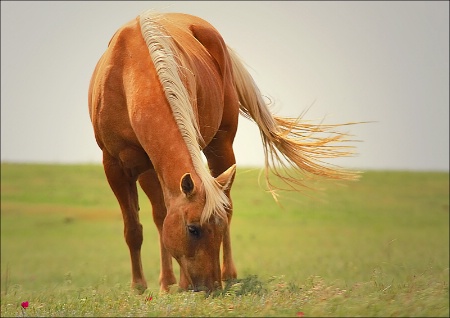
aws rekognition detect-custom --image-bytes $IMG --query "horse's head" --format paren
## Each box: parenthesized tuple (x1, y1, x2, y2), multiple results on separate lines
(162, 165, 236, 291)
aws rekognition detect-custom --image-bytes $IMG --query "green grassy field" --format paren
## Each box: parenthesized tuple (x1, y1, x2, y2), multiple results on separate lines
(1, 163, 448, 317)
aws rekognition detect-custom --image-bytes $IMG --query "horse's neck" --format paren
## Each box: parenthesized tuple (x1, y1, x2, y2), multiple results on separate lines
(138, 12, 215, 206)
(134, 102, 196, 194)
(156, 153, 198, 196)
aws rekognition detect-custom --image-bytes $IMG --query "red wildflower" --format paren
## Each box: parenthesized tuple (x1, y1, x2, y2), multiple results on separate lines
(21, 301, 29, 309)
(146, 296, 153, 301)
(296, 312, 304, 317)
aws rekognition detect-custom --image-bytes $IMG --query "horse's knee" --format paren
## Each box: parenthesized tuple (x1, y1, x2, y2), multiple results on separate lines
(124, 223, 143, 248)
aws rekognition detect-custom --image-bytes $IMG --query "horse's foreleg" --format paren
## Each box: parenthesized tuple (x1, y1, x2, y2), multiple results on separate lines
(138, 169, 177, 292)
(204, 137, 237, 281)
(220, 201, 237, 281)
(220, 193, 237, 281)
(103, 151, 147, 293)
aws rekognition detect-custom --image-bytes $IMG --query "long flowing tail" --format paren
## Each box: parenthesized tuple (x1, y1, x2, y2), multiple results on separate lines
(227, 46, 360, 197)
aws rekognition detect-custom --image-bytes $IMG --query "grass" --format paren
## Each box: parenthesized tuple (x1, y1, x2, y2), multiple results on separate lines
(1, 163, 448, 317)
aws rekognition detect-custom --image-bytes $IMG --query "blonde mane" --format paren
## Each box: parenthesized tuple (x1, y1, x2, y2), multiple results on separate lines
(139, 11, 230, 224)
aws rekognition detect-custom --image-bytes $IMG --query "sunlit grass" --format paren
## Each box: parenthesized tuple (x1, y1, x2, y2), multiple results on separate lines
(1, 163, 448, 316)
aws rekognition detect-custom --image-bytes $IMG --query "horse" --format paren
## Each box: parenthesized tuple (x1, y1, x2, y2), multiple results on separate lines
(88, 10, 359, 293)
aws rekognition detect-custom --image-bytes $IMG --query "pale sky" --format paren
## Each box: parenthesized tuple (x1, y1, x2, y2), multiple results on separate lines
(1, 1, 449, 171)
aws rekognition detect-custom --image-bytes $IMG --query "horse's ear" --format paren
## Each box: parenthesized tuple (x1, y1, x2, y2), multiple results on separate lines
(215, 164, 236, 191)
(180, 173, 195, 197)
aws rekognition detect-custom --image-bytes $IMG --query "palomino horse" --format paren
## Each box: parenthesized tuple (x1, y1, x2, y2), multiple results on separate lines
(88, 11, 358, 293)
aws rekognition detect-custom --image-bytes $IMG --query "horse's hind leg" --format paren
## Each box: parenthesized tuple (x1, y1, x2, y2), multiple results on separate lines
(102, 151, 147, 293)
(204, 130, 238, 281)
(138, 169, 177, 292)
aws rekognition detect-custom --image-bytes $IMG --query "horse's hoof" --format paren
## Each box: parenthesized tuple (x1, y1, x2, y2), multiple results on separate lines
(132, 282, 148, 295)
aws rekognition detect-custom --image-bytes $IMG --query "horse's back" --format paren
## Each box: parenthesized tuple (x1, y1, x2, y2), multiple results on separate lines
(151, 13, 239, 143)
(156, 12, 233, 91)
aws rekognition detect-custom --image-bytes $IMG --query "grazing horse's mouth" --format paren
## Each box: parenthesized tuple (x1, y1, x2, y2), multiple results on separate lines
(188, 282, 222, 294)
(184, 280, 221, 292)
(190, 285, 207, 292)
(189, 280, 221, 292)
(177, 257, 222, 292)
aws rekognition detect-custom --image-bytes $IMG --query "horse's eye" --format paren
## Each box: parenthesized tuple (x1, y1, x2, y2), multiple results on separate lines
(187, 225, 201, 238)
